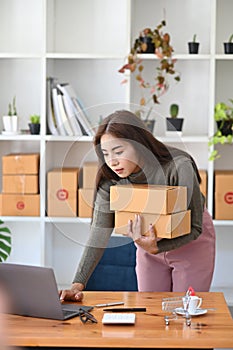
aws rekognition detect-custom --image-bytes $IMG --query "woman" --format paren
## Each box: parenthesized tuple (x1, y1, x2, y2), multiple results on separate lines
(60, 110, 215, 301)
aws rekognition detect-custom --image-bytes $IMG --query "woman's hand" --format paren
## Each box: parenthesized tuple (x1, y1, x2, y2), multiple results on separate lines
(59, 282, 84, 302)
(127, 214, 159, 255)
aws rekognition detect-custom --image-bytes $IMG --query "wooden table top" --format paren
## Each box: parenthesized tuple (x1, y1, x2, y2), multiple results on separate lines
(3, 291, 233, 349)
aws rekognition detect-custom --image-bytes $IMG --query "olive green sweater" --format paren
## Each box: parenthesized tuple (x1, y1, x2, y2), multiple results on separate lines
(73, 149, 205, 286)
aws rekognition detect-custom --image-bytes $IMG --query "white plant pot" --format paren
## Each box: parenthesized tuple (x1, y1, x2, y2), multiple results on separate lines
(2, 115, 18, 133)
(11, 115, 18, 132)
(3, 116, 12, 132)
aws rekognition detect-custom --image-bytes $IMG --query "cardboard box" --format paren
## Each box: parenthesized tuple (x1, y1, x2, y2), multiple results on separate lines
(215, 170, 233, 220)
(47, 168, 79, 217)
(2, 175, 39, 194)
(0, 194, 40, 216)
(2, 153, 40, 174)
(114, 210, 191, 239)
(78, 188, 95, 218)
(199, 169, 207, 198)
(82, 162, 98, 188)
(110, 184, 187, 215)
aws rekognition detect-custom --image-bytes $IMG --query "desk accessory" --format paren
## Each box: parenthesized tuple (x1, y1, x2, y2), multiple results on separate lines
(95, 302, 124, 308)
(102, 312, 136, 324)
(103, 307, 146, 312)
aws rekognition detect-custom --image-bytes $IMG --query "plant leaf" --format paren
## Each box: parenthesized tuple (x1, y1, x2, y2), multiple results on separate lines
(0, 221, 11, 262)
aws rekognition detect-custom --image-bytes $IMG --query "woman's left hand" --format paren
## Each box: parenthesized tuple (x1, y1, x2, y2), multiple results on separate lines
(127, 214, 159, 254)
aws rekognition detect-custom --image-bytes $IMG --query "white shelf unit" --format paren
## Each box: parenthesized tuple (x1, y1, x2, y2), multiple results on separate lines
(0, 0, 232, 302)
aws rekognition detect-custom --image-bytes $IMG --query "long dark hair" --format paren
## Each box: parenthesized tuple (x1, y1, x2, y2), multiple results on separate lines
(93, 110, 201, 190)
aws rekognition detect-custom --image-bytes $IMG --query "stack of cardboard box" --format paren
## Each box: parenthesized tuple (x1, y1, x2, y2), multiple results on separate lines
(0, 153, 40, 216)
(47, 168, 79, 217)
(110, 184, 191, 239)
(78, 162, 98, 218)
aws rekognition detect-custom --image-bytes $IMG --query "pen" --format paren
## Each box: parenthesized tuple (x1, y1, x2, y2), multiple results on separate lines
(103, 307, 146, 312)
(95, 302, 124, 308)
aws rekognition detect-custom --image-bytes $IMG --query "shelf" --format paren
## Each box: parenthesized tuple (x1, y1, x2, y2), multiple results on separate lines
(0, 134, 41, 141)
(44, 135, 93, 142)
(213, 220, 233, 226)
(157, 136, 209, 143)
(136, 54, 211, 60)
(46, 53, 125, 60)
(44, 217, 91, 224)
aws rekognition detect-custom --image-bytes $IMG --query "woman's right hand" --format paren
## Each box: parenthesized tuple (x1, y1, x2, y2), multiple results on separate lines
(59, 283, 84, 302)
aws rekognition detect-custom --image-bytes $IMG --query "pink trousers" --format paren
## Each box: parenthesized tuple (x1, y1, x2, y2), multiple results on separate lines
(135, 208, 216, 292)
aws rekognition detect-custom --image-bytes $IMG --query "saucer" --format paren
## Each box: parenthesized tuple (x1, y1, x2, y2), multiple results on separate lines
(174, 308, 208, 316)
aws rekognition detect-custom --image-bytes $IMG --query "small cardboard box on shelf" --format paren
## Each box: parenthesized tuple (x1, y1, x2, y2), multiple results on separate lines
(82, 162, 98, 189)
(215, 170, 233, 220)
(2, 153, 40, 175)
(47, 168, 79, 217)
(78, 188, 95, 218)
(2, 175, 39, 194)
(0, 194, 40, 216)
(199, 169, 207, 198)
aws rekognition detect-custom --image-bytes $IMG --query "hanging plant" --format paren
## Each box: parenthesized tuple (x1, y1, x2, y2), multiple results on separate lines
(0, 219, 11, 262)
(118, 20, 180, 119)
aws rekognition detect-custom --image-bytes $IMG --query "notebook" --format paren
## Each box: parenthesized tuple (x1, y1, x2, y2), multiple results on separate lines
(0, 263, 93, 320)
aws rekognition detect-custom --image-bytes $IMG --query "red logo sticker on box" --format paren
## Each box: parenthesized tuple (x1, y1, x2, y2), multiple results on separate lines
(56, 189, 69, 201)
(224, 192, 233, 204)
(17, 201, 25, 210)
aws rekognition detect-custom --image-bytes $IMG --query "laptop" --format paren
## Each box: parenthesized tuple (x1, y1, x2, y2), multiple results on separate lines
(0, 263, 93, 320)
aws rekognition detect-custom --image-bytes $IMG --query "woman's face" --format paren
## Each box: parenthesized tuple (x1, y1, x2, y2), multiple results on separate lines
(100, 133, 142, 178)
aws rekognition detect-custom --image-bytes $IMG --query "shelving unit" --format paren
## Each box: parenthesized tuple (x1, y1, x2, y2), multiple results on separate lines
(0, 0, 232, 303)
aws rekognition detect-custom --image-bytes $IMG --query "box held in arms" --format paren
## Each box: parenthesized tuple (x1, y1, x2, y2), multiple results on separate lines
(47, 168, 79, 217)
(110, 184, 187, 214)
(114, 210, 191, 239)
(110, 184, 190, 239)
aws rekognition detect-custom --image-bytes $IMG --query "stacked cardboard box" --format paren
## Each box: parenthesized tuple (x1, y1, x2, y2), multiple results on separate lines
(215, 170, 233, 220)
(0, 153, 40, 216)
(199, 169, 207, 199)
(78, 162, 98, 218)
(110, 184, 191, 239)
(47, 168, 79, 217)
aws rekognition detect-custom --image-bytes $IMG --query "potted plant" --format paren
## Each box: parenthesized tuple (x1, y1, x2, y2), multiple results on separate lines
(0, 219, 11, 262)
(118, 20, 180, 131)
(2, 96, 18, 134)
(208, 100, 233, 160)
(166, 103, 184, 135)
(28, 114, 40, 135)
(188, 34, 200, 54)
(224, 34, 233, 54)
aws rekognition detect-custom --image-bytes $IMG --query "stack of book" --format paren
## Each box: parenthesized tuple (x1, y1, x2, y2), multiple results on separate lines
(46, 77, 95, 136)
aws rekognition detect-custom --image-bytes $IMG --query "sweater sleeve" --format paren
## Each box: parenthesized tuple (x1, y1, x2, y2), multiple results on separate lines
(157, 158, 205, 253)
(73, 182, 114, 286)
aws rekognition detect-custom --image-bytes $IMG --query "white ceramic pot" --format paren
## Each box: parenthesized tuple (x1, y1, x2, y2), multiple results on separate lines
(11, 115, 18, 132)
(2, 116, 12, 132)
(2, 115, 18, 133)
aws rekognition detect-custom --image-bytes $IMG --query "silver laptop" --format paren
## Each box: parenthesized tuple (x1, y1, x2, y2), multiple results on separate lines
(0, 263, 92, 320)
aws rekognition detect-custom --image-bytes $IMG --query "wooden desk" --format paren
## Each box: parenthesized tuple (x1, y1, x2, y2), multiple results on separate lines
(4, 292, 233, 349)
